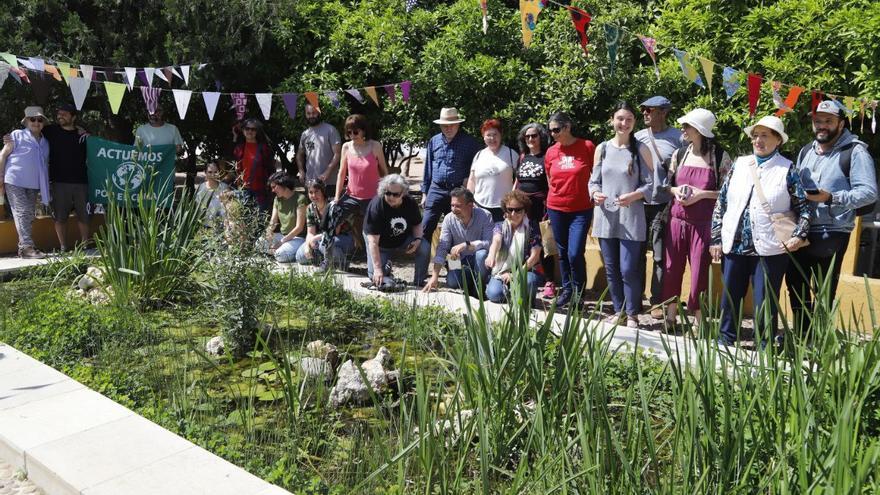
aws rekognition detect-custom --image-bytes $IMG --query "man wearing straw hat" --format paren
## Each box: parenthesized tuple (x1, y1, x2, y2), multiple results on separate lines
(420, 107, 481, 241)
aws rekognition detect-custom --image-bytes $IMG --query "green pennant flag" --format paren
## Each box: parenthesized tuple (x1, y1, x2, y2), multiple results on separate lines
(0, 52, 18, 68)
(104, 81, 126, 114)
(57, 62, 72, 86)
(87, 137, 177, 205)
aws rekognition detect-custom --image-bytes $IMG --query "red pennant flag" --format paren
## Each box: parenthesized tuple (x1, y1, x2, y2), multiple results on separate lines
(811, 90, 824, 116)
(567, 7, 591, 56)
(774, 85, 804, 117)
(304, 92, 320, 112)
(747, 73, 762, 118)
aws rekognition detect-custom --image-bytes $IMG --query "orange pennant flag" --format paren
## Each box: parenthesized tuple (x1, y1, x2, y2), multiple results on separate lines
(774, 85, 803, 117)
(44, 65, 63, 81)
(68, 67, 79, 79)
(304, 92, 320, 112)
(365, 86, 380, 106)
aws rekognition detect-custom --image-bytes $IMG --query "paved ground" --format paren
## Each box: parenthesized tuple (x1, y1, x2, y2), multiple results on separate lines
(0, 460, 43, 495)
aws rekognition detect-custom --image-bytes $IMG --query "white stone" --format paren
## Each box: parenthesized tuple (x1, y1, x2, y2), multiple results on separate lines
(76, 266, 104, 291)
(205, 336, 225, 356)
(328, 347, 398, 408)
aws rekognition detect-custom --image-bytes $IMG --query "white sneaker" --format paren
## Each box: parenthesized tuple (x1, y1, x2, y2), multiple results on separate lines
(626, 316, 639, 328)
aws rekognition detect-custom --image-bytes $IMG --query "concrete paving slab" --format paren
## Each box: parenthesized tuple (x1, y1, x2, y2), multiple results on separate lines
(25, 415, 193, 495)
(0, 257, 48, 275)
(0, 345, 48, 377)
(82, 445, 270, 495)
(0, 364, 84, 411)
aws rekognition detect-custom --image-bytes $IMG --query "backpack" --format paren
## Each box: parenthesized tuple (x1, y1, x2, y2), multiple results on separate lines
(667, 143, 726, 190)
(797, 142, 877, 216)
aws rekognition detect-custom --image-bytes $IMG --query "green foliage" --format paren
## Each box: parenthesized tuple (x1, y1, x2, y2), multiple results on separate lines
(210, 253, 275, 358)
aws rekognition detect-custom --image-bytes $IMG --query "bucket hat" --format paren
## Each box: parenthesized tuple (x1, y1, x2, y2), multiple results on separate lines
(21, 106, 47, 125)
(676, 108, 716, 138)
(744, 115, 789, 144)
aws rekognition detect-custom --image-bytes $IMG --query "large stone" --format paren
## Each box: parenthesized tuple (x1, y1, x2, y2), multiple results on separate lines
(305, 340, 338, 369)
(77, 266, 104, 291)
(299, 357, 333, 381)
(205, 336, 224, 357)
(328, 347, 398, 408)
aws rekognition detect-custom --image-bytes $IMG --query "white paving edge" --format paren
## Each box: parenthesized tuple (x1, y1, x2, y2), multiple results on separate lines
(0, 344, 291, 495)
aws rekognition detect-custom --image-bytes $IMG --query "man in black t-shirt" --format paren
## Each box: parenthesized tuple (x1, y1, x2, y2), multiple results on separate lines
(363, 174, 430, 288)
(43, 103, 90, 251)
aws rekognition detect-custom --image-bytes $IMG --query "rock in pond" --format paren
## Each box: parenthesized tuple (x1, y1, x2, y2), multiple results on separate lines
(206, 336, 225, 356)
(328, 347, 399, 408)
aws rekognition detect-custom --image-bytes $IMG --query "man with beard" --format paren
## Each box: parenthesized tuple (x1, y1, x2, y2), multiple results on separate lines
(787, 99, 878, 337)
(296, 103, 341, 198)
(134, 107, 183, 153)
(44, 103, 91, 251)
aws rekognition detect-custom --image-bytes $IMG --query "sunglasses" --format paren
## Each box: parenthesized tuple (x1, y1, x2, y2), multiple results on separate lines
(384, 191, 403, 198)
(346, 129, 363, 136)
(505, 207, 525, 214)
(525, 133, 540, 139)
(27, 117, 46, 123)
(549, 127, 563, 134)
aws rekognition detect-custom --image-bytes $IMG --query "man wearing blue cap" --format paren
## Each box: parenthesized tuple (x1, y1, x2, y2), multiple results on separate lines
(787, 99, 878, 337)
(635, 95, 684, 317)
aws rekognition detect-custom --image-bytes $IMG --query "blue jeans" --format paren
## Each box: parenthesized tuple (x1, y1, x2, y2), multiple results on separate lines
(486, 270, 544, 305)
(720, 253, 789, 345)
(295, 232, 355, 269)
(547, 208, 593, 297)
(273, 235, 305, 263)
(364, 233, 431, 287)
(598, 238, 644, 316)
(420, 187, 452, 242)
(446, 249, 490, 296)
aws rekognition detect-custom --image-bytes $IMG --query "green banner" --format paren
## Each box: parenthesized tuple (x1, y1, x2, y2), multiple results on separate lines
(87, 137, 176, 205)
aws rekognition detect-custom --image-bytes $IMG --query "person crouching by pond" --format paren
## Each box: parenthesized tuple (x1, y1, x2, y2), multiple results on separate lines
(363, 174, 430, 289)
(422, 187, 494, 295)
(589, 101, 654, 328)
(257, 171, 308, 263)
(296, 179, 354, 270)
(710, 116, 810, 346)
(467, 118, 516, 222)
(485, 190, 544, 305)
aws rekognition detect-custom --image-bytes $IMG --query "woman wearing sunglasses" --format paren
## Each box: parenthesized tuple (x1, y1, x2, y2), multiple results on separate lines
(544, 111, 597, 308)
(0, 106, 51, 259)
(589, 101, 654, 328)
(232, 118, 275, 212)
(335, 114, 389, 215)
(484, 190, 543, 305)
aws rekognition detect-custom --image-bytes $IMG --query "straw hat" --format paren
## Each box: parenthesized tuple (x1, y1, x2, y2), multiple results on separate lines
(676, 108, 716, 138)
(744, 115, 789, 144)
(433, 107, 465, 125)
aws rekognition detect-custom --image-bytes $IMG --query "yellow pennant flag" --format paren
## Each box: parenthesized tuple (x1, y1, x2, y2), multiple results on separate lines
(698, 57, 715, 92)
(56, 62, 71, 85)
(44, 65, 63, 81)
(520, 0, 545, 47)
(365, 86, 380, 106)
(104, 81, 126, 114)
(843, 96, 856, 115)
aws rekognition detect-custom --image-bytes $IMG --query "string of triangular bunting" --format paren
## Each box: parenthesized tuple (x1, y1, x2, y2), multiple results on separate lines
(0, 61, 413, 123)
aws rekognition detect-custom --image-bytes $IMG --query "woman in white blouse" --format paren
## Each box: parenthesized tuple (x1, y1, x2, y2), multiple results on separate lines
(467, 118, 516, 222)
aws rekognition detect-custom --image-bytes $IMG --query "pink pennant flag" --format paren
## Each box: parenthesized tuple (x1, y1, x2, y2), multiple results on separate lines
(140, 86, 161, 115)
(637, 35, 659, 79)
(230, 93, 247, 121)
(400, 80, 412, 102)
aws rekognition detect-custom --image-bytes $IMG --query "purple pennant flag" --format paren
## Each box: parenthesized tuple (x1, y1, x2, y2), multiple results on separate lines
(400, 80, 412, 102)
(140, 86, 161, 115)
(282, 93, 298, 120)
(326, 90, 341, 108)
(345, 88, 365, 104)
(383, 84, 396, 103)
(230, 93, 247, 121)
(137, 69, 148, 86)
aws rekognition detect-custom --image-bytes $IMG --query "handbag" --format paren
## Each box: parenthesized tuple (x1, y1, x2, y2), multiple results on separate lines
(746, 160, 809, 249)
(539, 217, 558, 258)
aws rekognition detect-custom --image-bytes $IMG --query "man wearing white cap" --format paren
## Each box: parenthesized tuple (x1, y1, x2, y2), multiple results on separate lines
(635, 95, 684, 316)
(787, 100, 878, 336)
(420, 107, 481, 241)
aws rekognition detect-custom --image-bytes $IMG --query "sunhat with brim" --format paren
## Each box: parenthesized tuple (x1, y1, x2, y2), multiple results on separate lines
(676, 108, 716, 138)
(21, 106, 47, 125)
(744, 115, 789, 145)
(433, 107, 466, 125)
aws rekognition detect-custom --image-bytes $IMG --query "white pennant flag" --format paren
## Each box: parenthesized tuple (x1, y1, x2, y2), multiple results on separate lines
(0, 64, 9, 90)
(144, 67, 155, 87)
(155, 69, 169, 83)
(172, 89, 192, 119)
(255, 93, 272, 120)
(180, 65, 190, 86)
(80, 64, 93, 81)
(28, 57, 45, 72)
(69, 77, 91, 110)
(203, 91, 220, 121)
(124, 67, 136, 89)
(170, 66, 182, 80)
(18, 58, 35, 70)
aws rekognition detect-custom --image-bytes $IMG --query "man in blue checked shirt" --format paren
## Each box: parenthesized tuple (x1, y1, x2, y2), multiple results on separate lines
(420, 107, 482, 242)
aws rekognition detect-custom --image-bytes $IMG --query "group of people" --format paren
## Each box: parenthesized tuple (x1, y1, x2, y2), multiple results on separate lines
(2, 95, 877, 346)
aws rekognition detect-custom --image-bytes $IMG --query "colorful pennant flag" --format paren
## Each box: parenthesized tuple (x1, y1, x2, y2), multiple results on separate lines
(140, 86, 161, 115)
(104, 81, 126, 114)
(28, 57, 45, 72)
(365, 86, 379, 106)
(304, 92, 320, 112)
(172, 89, 193, 119)
(773, 83, 803, 117)
(44, 65, 62, 82)
(0, 53, 17, 67)
(747, 73, 762, 117)
(345, 88, 365, 104)
(568, 7, 591, 57)
(326, 90, 341, 108)
(56, 62, 72, 86)
(401, 80, 412, 102)
(673, 49, 703, 88)
(697, 57, 715, 92)
(605, 25, 621, 75)
(843, 96, 856, 116)
(480, 0, 488, 34)
(637, 35, 658, 79)
(80, 64, 94, 81)
(860, 99, 867, 133)
(383, 84, 397, 103)
(231, 93, 248, 120)
(722, 67, 741, 98)
(123, 67, 136, 90)
(520, 0, 546, 48)
(282, 93, 298, 120)
(0, 64, 9, 90)
(255, 93, 273, 119)
(144, 67, 156, 87)
(811, 91, 824, 115)
(70, 77, 91, 111)
(872, 102, 877, 134)
(203, 91, 220, 121)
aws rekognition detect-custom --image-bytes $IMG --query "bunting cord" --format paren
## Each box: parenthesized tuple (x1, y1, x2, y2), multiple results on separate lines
(2, 51, 208, 74)
(539, 0, 879, 109)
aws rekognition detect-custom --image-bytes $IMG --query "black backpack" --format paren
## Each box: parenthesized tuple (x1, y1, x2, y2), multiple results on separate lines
(797, 142, 877, 216)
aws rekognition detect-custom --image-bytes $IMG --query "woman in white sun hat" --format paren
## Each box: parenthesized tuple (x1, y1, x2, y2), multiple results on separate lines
(658, 108, 732, 328)
(709, 115, 809, 346)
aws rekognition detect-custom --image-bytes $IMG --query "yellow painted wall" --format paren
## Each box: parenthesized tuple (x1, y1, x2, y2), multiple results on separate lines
(0, 205, 104, 253)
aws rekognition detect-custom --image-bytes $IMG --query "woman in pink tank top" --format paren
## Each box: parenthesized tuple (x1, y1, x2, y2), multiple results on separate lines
(335, 114, 389, 214)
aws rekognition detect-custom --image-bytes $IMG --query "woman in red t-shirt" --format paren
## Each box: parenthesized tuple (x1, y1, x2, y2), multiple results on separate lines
(544, 112, 596, 308)
(233, 118, 276, 212)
